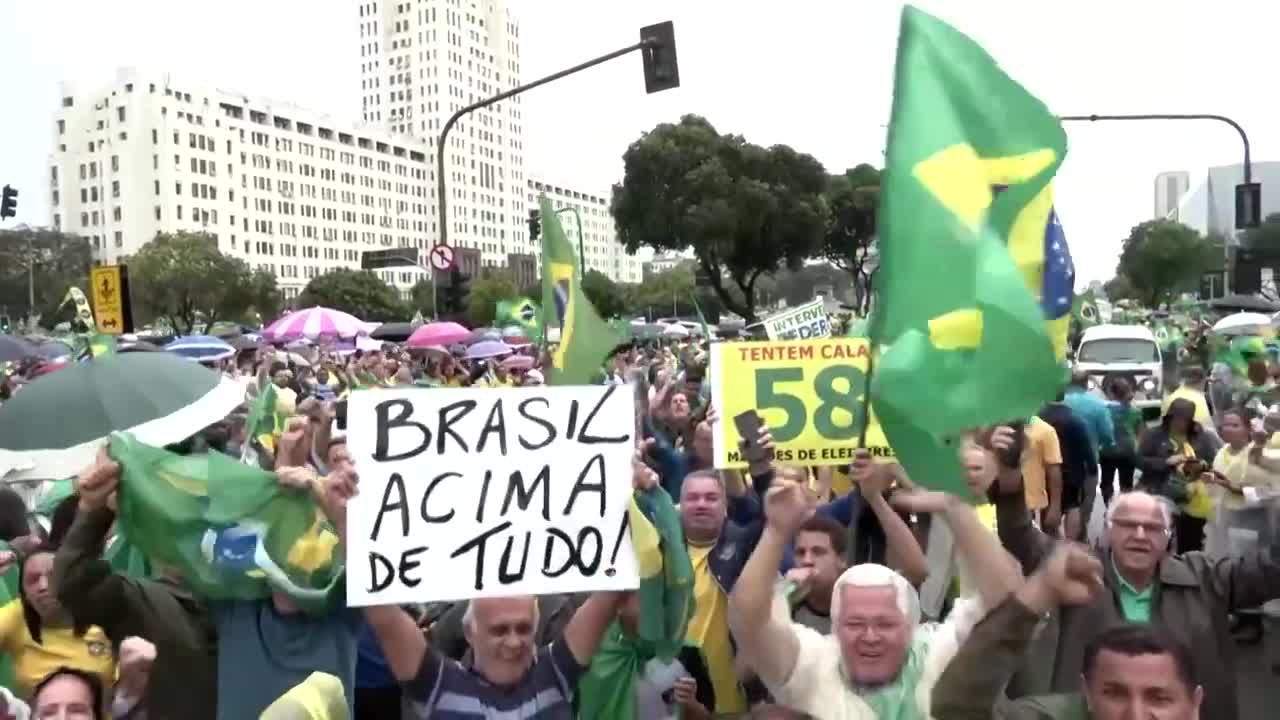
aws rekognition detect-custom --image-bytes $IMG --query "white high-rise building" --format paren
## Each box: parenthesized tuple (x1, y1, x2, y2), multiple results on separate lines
(528, 178, 642, 284)
(358, 0, 526, 269)
(48, 68, 436, 299)
(1154, 170, 1190, 220)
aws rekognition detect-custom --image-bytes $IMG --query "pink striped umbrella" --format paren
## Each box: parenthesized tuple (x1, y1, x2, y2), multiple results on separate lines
(264, 306, 370, 341)
(406, 321, 472, 349)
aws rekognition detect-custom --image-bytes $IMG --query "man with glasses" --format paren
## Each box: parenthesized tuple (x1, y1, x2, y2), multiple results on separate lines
(993, 455, 1280, 720)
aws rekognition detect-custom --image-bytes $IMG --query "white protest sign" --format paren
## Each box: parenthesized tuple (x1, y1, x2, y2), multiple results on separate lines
(345, 384, 640, 606)
(763, 298, 831, 341)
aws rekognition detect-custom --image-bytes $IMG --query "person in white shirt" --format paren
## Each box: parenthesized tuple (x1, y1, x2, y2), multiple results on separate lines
(728, 431, 1022, 720)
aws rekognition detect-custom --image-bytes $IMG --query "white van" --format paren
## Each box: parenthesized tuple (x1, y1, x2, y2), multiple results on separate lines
(1073, 324, 1163, 411)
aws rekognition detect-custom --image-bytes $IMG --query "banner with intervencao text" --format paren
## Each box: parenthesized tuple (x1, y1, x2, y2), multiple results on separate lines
(345, 385, 640, 606)
(762, 298, 831, 341)
(709, 338, 894, 469)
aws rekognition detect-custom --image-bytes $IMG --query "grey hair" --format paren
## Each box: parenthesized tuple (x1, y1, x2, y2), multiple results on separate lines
(1105, 490, 1174, 529)
(462, 596, 540, 632)
(830, 563, 920, 627)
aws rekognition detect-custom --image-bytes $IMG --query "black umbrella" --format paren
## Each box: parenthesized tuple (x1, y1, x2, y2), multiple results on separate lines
(370, 322, 420, 341)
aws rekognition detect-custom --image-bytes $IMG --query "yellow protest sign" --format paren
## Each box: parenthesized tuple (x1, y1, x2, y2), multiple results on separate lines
(90, 264, 131, 334)
(708, 338, 894, 469)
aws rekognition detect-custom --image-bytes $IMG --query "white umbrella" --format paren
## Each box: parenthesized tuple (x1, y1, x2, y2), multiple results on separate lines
(1213, 312, 1272, 336)
(662, 323, 690, 338)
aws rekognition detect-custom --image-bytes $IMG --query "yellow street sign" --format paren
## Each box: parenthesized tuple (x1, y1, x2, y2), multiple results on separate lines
(90, 265, 126, 334)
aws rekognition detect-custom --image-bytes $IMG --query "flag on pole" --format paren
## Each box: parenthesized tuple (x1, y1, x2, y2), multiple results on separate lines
(690, 293, 711, 341)
(1072, 290, 1100, 330)
(868, 6, 1068, 495)
(111, 431, 343, 613)
(539, 195, 624, 384)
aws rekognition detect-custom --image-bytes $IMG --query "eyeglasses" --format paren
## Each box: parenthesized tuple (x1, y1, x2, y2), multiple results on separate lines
(1110, 518, 1170, 536)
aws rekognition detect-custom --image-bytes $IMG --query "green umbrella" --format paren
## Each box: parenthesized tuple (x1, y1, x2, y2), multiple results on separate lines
(0, 353, 245, 481)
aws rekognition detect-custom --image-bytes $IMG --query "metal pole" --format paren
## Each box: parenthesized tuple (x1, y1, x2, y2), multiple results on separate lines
(1058, 113, 1253, 184)
(554, 207, 585, 275)
(436, 39, 651, 252)
(430, 270, 438, 321)
(26, 237, 34, 326)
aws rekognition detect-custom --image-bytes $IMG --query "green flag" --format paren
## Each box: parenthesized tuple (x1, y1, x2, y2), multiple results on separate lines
(241, 382, 280, 465)
(691, 289, 711, 340)
(495, 296, 543, 344)
(539, 195, 623, 384)
(869, 6, 1066, 495)
(1072, 290, 1100, 329)
(577, 487, 693, 720)
(110, 431, 343, 613)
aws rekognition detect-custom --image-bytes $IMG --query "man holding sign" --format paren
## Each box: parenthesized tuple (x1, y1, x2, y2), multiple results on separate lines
(344, 384, 646, 718)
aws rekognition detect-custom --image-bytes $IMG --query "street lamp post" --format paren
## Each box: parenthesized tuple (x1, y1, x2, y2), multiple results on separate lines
(1058, 113, 1260, 295)
(436, 23, 678, 254)
(554, 207, 586, 276)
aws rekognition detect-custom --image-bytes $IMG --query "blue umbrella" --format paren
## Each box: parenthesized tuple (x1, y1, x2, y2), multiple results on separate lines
(464, 340, 512, 360)
(165, 335, 235, 362)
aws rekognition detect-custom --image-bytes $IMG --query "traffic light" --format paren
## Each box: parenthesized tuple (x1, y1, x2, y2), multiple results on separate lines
(528, 209, 541, 243)
(640, 21, 680, 94)
(0, 315, 9, 333)
(0, 186, 17, 220)
(442, 267, 471, 318)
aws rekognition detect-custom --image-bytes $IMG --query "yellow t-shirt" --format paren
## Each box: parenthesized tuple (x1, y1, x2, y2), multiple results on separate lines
(685, 545, 747, 714)
(1020, 417, 1062, 511)
(0, 598, 115, 700)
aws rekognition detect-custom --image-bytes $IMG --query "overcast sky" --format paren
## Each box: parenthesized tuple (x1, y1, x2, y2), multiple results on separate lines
(0, 0, 1273, 283)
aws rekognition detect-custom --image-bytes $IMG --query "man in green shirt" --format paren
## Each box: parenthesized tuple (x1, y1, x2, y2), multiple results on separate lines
(992, 449, 1280, 720)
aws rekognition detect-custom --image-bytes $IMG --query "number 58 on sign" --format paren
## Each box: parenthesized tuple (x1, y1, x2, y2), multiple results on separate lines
(709, 338, 894, 469)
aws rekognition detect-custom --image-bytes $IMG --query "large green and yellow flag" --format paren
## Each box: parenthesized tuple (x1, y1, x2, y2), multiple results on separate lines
(869, 6, 1067, 494)
(539, 195, 624, 384)
(110, 431, 343, 613)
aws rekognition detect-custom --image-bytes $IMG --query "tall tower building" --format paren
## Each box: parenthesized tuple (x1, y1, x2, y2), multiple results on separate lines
(1154, 170, 1190, 220)
(357, 0, 527, 268)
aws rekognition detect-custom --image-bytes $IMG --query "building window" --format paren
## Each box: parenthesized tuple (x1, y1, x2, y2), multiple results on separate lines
(80, 188, 87, 203)
(90, 187, 98, 202)
(80, 212, 88, 225)
(154, 206, 161, 220)
(176, 182, 182, 195)
(57, 119, 65, 135)
(113, 207, 122, 221)
(114, 231, 123, 247)
(112, 180, 120, 198)
(154, 180, 160, 195)
(117, 107, 126, 123)
(152, 128, 159, 144)
(111, 155, 119, 172)
(176, 205, 183, 220)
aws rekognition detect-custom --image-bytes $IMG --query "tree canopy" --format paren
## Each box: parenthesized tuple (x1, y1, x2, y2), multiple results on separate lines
(467, 270, 517, 328)
(0, 226, 93, 326)
(611, 115, 829, 322)
(819, 164, 880, 314)
(130, 231, 278, 334)
(582, 270, 626, 320)
(1114, 219, 1217, 307)
(296, 268, 408, 322)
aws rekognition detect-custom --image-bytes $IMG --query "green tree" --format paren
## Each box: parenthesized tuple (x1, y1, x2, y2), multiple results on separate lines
(245, 267, 283, 325)
(582, 270, 626, 320)
(0, 226, 93, 327)
(1103, 274, 1138, 302)
(296, 268, 408, 322)
(818, 164, 880, 313)
(612, 115, 829, 322)
(409, 278, 437, 318)
(468, 270, 517, 328)
(130, 231, 264, 333)
(626, 265, 694, 318)
(1114, 219, 1216, 307)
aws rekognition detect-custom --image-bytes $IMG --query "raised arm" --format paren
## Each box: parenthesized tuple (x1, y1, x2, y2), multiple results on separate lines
(852, 451, 927, 587)
(728, 477, 813, 688)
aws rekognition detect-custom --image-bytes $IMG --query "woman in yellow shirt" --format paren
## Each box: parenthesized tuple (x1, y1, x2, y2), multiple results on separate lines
(0, 547, 115, 701)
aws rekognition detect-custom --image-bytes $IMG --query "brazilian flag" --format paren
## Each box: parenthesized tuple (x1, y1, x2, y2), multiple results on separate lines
(539, 195, 624, 384)
(869, 6, 1067, 495)
(110, 432, 343, 614)
(495, 297, 543, 344)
